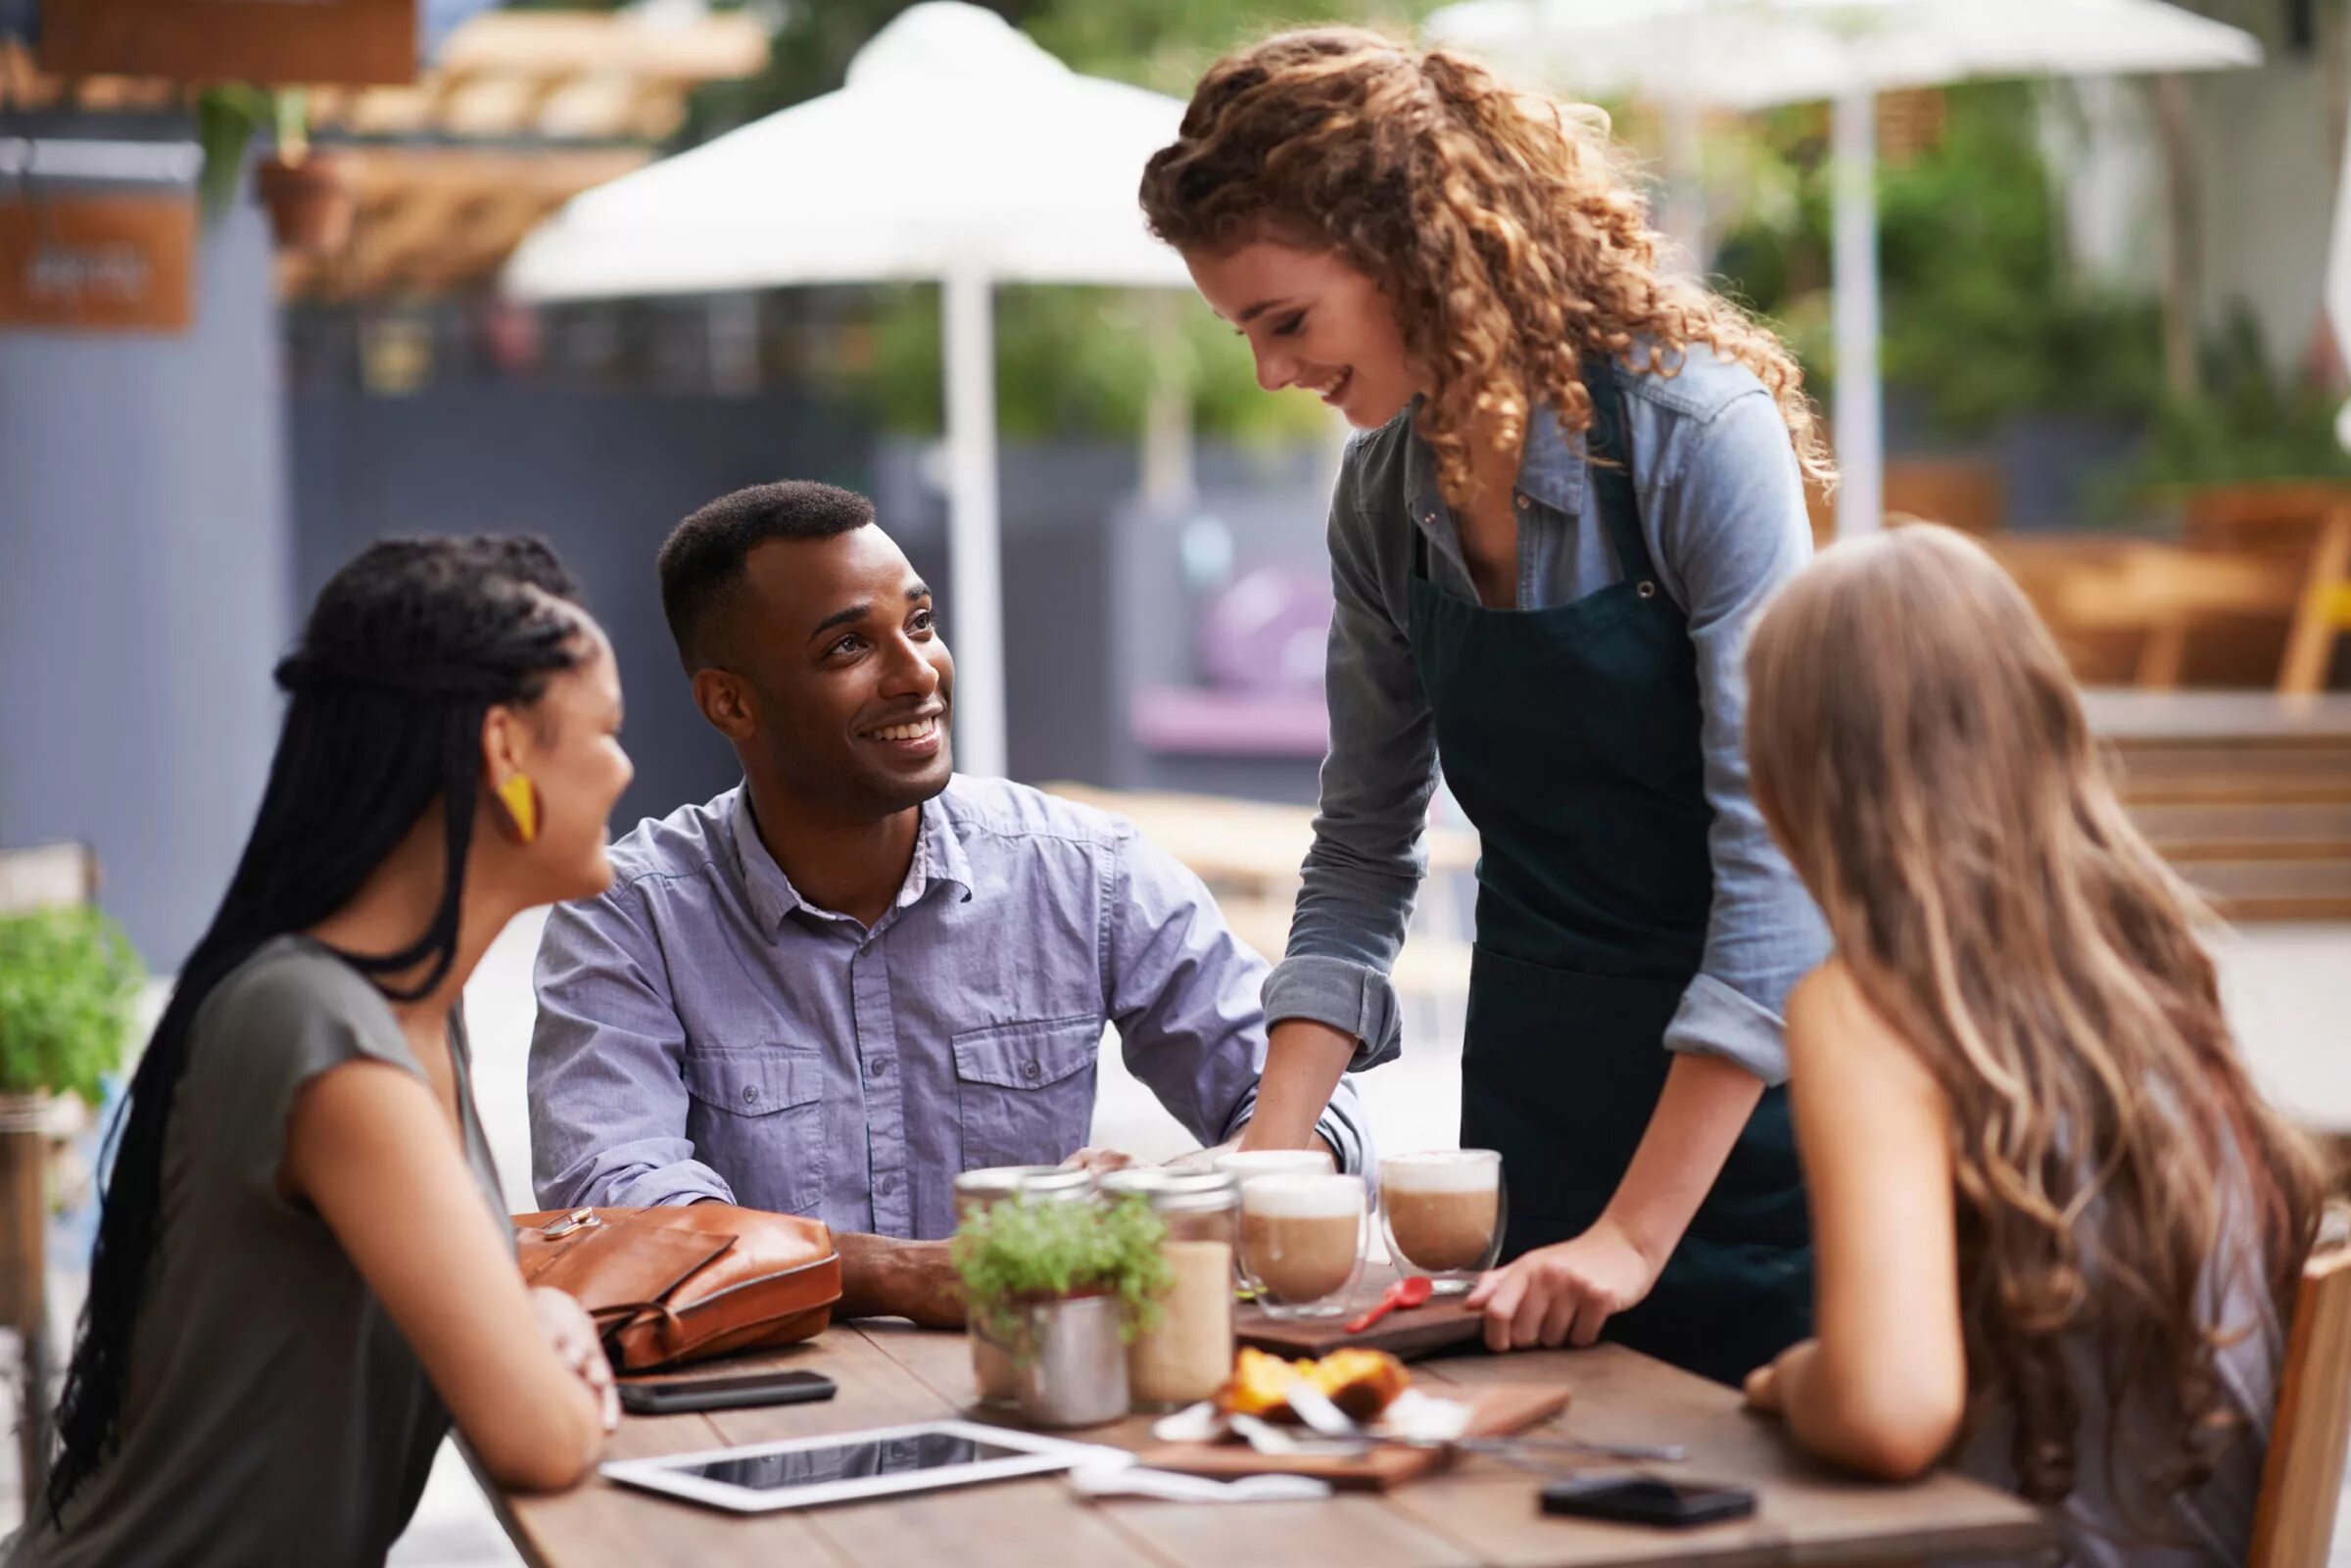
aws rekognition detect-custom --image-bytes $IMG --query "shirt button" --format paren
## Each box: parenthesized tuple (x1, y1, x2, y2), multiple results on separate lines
(742, 1084, 760, 1106)
(1514, 494, 1529, 510)
(1023, 1060, 1041, 1081)
(869, 1058, 889, 1077)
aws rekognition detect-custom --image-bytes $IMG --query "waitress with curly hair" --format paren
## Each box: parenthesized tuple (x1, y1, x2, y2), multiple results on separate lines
(1141, 27, 1834, 1384)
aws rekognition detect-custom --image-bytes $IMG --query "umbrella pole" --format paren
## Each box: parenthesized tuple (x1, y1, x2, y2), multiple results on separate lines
(1831, 87, 1884, 538)
(1661, 95, 1706, 272)
(943, 266, 1010, 778)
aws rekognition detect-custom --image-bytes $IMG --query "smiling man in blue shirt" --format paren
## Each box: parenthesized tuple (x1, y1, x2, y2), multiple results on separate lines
(529, 481, 1368, 1322)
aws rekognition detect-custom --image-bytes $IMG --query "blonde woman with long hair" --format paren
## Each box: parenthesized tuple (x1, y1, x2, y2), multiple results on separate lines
(1741, 525, 2328, 1564)
(1141, 28, 1833, 1382)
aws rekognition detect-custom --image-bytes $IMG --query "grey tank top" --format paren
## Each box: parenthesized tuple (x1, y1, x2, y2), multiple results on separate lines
(1954, 1171, 2281, 1568)
(11, 935, 508, 1568)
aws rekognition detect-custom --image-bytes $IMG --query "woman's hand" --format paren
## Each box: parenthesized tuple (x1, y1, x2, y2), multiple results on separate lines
(1463, 1214, 1663, 1353)
(531, 1287, 619, 1433)
(1743, 1350, 1793, 1415)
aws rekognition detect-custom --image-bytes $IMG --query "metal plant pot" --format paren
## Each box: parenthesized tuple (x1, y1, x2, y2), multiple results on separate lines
(1013, 1293, 1129, 1428)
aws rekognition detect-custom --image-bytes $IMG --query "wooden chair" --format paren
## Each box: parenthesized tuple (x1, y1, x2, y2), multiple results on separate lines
(2248, 1202, 2351, 1568)
(2279, 504, 2351, 695)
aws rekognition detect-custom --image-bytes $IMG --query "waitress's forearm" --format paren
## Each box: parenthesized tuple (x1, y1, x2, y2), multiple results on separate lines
(1236, 1019, 1359, 1150)
(1601, 1051, 1766, 1266)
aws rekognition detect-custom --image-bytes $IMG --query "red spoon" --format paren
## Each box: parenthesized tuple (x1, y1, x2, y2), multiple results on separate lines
(1344, 1275, 1434, 1335)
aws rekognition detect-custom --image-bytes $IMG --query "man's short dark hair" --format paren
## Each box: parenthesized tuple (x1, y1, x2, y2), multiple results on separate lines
(657, 480, 875, 671)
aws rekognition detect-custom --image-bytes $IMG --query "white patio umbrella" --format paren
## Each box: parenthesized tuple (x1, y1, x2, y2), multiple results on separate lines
(2328, 91, 2351, 452)
(1423, 0, 2261, 536)
(505, 1, 1191, 777)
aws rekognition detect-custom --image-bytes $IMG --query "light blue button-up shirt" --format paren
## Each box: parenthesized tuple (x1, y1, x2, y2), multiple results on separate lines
(1266, 345, 1831, 1084)
(529, 776, 1369, 1240)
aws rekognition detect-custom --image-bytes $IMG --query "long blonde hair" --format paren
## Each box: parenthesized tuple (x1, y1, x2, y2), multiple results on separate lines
(1138, 25, 1834, 508)
(1746, 525, 2327, 1510)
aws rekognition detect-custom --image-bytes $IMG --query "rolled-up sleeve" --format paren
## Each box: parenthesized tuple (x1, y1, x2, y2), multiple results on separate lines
(1263, 445, 1441, 1072)
(1104, 829, 1372, 1174)
(1649, 390, 1832, 1085)
(529, 881, 737, 1210)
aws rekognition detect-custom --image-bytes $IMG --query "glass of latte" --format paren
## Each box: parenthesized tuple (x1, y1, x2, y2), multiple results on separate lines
(1213, 1149, 1335, 1181)
(1235, 1173, 1367, 1320)
(1377, 1150, 1505, 1294)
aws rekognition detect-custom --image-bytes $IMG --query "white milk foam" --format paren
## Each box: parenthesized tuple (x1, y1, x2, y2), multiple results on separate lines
(1239, 1173, 1365, 1217)
(1380, 1153, 1501, 1195)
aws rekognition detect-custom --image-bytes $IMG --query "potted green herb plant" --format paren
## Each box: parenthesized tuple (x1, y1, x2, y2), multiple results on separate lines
(0, 906, 143, 1118)
(953, 1193, 1171, 1427)
(197, 86, 354, 253)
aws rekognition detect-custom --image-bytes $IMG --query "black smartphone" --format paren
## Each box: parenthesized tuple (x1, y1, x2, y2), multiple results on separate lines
(617, 1369, 839, 1416)
(1540, 1473, 1756, 1528)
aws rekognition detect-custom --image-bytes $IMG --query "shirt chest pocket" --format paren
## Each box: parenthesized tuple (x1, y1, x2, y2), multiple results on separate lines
(951, 1017, 1102, 1171)
(681, 1052, 828, 1216)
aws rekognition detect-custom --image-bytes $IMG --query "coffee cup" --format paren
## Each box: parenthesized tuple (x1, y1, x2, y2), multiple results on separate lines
(1236, 1173, 1366, 1320)
(1214, 1149, 1336, 1181)
(1377, 1149, 1505, 1294)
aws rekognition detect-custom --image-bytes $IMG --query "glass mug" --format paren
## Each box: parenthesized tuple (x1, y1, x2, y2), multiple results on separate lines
(1235, 1173, 1367, 1320)
(1213, 1149, 1336, 1181)
(1377, 1149, 1506, 1295)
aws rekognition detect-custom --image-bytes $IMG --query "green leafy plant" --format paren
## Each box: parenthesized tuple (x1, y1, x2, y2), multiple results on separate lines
(953, 1193, 1173, 1350)
(194, 86, 312, 224)
(1710, 82, 2167, 437)
(0, 907, 144, 1106)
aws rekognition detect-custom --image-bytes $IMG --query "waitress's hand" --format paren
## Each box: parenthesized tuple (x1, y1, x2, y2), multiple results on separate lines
(1463, 1215, 1663, 1353)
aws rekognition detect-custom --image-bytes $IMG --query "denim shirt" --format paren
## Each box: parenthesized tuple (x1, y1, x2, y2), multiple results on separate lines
(1265, 345, 1830, 1084)
(529, 776, 1369, 1241)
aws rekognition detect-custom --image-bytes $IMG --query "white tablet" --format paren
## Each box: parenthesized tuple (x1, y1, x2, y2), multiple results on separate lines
(599, 1419, 1125, 1513)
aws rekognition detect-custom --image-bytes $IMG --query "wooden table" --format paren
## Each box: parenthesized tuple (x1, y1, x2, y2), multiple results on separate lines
(490, 1317, 2051, 1568)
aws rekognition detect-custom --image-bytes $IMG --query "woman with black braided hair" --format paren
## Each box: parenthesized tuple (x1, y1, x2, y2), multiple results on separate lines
(14, 538, 632, 1568)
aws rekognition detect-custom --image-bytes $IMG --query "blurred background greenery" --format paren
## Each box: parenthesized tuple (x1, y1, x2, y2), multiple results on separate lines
(507, 0, 2351, 488)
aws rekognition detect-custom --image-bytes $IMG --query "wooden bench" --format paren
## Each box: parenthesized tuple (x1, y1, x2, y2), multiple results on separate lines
(2087, 692, 2351, 921)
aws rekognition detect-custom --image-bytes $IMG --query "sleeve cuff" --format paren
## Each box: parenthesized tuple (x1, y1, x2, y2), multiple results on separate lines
(1263, 954, 1404, 1071)
(1218, 1081, 1375, 1178)
(1661, 971, 1791, 1087)
(540, 1156, 737, 1212)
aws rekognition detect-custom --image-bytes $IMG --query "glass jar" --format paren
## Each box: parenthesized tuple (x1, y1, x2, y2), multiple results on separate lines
(1099, 1169, 1240, 1411)
(954, 1166, 1097, 1409)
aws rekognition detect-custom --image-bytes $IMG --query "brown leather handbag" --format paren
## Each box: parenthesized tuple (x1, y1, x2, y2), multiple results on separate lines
(513, 1204, 841, 1371)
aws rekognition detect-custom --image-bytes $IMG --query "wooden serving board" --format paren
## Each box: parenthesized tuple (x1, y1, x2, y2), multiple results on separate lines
(1234, 1293, 1484, 1361)
(1133, 1383, 1571, 1491)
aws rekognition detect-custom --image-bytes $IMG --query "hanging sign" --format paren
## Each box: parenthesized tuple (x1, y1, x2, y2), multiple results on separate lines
(38, 0, 417, 86)
(0, 193, 196, 333)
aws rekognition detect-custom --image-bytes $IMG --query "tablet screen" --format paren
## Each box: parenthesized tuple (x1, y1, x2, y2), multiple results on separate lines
(680, 1432, 1031, 1493)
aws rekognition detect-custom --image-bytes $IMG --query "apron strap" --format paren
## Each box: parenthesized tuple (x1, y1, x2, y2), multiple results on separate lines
(1578, 356, 1661, 589)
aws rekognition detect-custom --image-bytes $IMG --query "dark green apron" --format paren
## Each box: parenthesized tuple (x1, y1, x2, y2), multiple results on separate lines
(1405, 356, 1811, 1385)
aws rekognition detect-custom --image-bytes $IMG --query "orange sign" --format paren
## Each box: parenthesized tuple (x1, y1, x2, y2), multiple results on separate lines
(38, 0, 416, 86)
(0, 195, 197, 334)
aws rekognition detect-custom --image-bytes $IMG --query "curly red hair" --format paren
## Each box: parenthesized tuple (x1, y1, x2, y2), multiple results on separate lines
(1140, 25, 1834, 506)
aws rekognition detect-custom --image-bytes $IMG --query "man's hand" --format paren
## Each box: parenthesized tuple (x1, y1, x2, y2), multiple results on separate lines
(1463, 1214, 1664, 1354)
(1060, 1147, 1144, 1176)
(837, 1234, 966, 1328)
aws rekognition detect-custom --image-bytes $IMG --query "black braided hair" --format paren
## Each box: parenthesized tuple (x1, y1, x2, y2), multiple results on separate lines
(45, 536, 586, 1524)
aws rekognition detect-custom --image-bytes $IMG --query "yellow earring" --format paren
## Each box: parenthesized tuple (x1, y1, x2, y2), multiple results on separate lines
(496, 773, 540, 845)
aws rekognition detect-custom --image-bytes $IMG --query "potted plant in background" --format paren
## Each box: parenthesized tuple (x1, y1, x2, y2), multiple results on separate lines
(0, 905, 142, 1119)
(196, 85, 355, 253)
(0, 903, 142, 1480)
(954, 1193, 1170, 1427)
